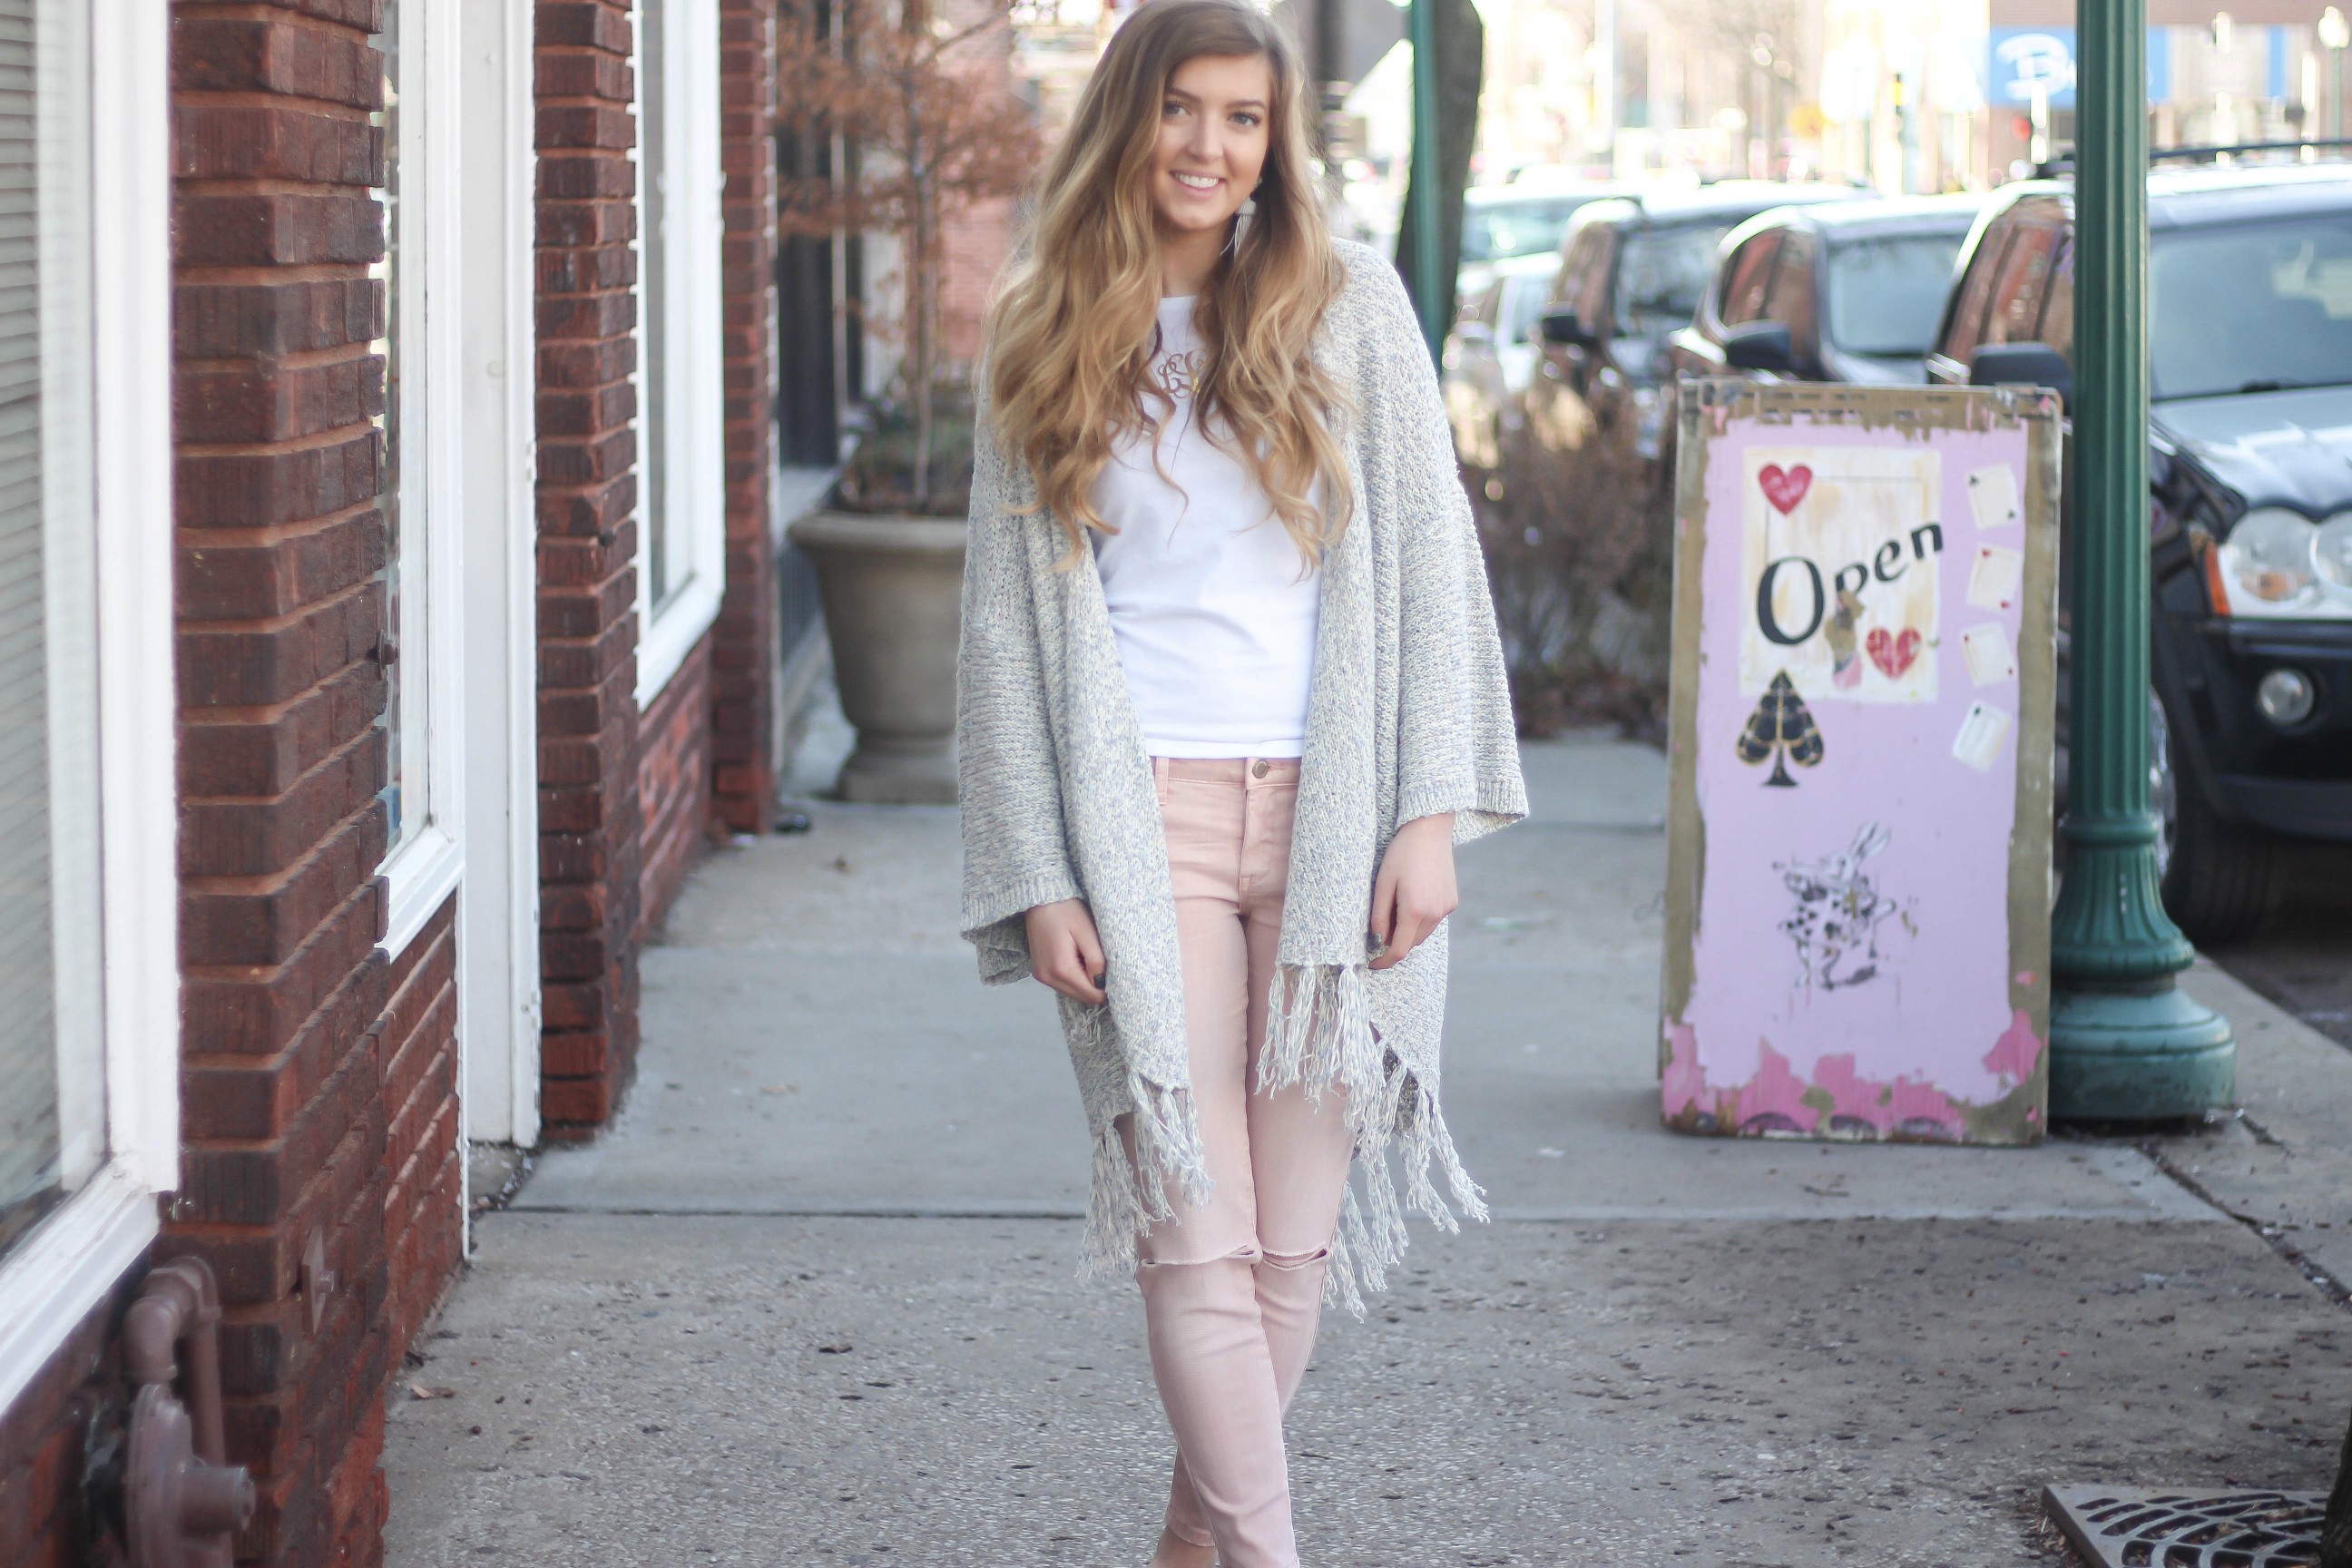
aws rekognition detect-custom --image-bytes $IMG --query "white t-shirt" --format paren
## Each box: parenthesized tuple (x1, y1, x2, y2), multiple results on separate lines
(1090, 296, 1320, 759)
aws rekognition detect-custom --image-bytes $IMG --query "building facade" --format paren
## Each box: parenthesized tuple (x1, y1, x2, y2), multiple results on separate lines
(0, 2, 789, 1563)
(1808, 0, 2352, 193)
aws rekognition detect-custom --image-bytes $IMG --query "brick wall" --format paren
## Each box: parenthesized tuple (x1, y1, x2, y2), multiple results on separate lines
(936, 0, 1021, 371)
(714, 0, 779, 835)
(8, 0, 769, 1559)
(939, 194, 1014, 369)
(537, 0, 646, 1138)
(637, 637, 715, 943)
(171, 2, 458, 1563)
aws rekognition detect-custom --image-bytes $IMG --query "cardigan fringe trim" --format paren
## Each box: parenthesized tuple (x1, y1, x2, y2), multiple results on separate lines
(1074, 964, 1490, 1313)
(1253, 961, 1491, 1316)
(1073, 999, 1216, 1278)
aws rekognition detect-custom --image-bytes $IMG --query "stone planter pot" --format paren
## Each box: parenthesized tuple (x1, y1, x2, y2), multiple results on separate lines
(787, 509, 967, 804)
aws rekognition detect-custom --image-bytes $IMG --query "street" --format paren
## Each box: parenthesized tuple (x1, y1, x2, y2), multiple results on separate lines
(2210, 848, 2352, 1059)
(382, 710, 2350, 1567)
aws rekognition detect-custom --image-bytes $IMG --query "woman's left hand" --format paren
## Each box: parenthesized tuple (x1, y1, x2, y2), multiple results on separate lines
(1369, 812, 1457, 970)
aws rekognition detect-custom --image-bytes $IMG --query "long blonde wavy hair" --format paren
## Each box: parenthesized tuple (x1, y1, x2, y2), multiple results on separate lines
(983, 0, 1353, 566)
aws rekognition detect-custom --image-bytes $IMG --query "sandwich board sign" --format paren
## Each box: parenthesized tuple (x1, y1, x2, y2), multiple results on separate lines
(1660, 382, 2061, 1144)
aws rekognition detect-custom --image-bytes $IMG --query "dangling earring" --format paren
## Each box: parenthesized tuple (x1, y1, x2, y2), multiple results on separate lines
(1224, 188, 1259, 256)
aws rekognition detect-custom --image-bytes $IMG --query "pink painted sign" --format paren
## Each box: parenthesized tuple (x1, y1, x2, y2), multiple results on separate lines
(1659, 384, 2062, 1144)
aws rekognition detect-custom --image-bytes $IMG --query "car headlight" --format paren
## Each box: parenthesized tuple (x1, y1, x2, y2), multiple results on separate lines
(2214, 508, 2352, 620)
(2315, 513, 2352, 592)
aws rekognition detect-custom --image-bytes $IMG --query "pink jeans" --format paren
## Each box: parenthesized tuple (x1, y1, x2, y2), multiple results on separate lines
(1122, 757, 1357, 1568)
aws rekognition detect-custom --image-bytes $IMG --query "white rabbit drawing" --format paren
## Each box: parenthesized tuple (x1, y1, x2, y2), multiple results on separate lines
(1777, 821, 1906, 991)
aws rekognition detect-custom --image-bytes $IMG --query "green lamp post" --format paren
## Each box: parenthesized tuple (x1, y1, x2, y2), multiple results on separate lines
(1405, 0, 1444, 359)
(2046, 0, 2234, 1119)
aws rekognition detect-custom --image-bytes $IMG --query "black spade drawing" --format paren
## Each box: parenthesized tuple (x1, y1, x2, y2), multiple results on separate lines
(1736, 671, 1824, 787)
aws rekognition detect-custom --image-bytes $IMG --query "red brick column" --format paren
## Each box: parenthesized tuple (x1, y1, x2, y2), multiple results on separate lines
(377, 902, 461, 1357)
(536, 0, 646, 1135)
(713, 0, 779, 834)
(171, 2, 457, 1562)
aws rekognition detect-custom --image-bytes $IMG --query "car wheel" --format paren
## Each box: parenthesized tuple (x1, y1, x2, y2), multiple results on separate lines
(2154, 689, 2283, 944)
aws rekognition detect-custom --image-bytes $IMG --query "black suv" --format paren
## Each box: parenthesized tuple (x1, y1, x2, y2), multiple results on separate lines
(1929, 164, 2352, 939)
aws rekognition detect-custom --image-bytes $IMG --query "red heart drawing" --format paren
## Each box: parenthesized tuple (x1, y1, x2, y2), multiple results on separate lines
(1758, 463, 1812, 514)
(1866, 627, 1922, 680)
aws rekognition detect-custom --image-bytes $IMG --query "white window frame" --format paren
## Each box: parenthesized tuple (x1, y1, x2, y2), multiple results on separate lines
(632, 0, 730, 706)
(376, 0, 469, 955)
(0, 0, 181, 1416)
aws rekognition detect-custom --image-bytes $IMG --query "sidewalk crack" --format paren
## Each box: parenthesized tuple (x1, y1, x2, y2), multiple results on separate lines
(2135, 1136, 2350, 1311)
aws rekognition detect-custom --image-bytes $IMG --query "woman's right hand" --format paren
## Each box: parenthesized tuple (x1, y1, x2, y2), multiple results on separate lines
(1025, 898, 1107, 1004)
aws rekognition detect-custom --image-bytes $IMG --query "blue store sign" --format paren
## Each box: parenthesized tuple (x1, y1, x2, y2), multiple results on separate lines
(1986, 26, 2176, 111)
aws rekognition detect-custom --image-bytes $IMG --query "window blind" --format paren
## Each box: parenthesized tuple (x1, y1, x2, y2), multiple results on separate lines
(0, 0, 61, 1254)
(642, 0, 671, 607)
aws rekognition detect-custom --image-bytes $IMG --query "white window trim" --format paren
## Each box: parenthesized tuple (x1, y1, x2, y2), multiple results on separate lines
(633, 0, 730, 707)
(0, 0, 180, 1416)
(378, 0, 469, 955)
(456, 0, 544, 1154)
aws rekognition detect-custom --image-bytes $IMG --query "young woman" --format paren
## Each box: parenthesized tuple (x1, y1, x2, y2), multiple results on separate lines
(957, 3, 1525, 1563)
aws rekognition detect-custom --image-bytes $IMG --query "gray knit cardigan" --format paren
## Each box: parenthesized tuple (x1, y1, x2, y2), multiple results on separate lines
(956, 239, 1528, 1310)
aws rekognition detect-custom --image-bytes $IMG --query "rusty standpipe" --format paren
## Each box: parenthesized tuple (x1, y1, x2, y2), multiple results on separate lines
(122, 1258, 255, 1568)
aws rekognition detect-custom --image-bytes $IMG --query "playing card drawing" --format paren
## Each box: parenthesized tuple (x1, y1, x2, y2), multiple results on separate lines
(1740, 447, 1943, 704)
(1736, 671, 1824, 786)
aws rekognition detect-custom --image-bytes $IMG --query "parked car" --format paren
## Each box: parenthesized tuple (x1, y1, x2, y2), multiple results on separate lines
(1456, 181, 1620, 309)
(1930, 163, 2352, 939)
(1667, 193, 1984, 387)
(1519, 182, 1867, 506)
(1443, 252, 1563, 475)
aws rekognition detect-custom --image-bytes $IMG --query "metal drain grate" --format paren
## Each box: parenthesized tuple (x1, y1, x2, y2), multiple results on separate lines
(2043, 1485, 2326, 1568)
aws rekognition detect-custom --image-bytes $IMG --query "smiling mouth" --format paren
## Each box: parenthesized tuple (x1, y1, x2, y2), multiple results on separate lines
(1171, 172, 1222, 192)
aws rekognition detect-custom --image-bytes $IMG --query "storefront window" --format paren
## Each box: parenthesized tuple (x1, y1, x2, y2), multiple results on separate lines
(367, 0, 463, 953)
(373, 1, 413, 847)
(0, 0, 106, 1264)
(634, 0, 728, 702)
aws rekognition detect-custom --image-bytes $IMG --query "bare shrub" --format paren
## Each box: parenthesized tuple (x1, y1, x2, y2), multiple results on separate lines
(1474, 412, 1675, 740)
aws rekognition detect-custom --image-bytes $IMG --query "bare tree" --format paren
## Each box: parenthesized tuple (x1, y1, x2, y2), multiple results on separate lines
(775, 0, 1043, 512)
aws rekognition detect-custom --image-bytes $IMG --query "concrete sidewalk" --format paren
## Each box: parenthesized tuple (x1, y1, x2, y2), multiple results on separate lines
(384, 732, 2350, 1568)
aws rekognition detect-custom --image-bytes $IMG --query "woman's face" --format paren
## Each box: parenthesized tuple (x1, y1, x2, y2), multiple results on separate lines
(1150, 53, 1274, 243)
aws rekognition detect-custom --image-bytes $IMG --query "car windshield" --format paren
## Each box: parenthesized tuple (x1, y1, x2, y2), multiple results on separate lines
(1615, 221, 1730, 342)
(1461, 197, 1594, 263)
(2151, 213, 2352, 399)
(1824, 233, 1965, 356)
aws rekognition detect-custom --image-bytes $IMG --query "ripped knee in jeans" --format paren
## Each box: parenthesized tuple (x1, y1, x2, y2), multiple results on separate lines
(1257, 1246, 1330, 1273)
(1137, 1241, 1263, 1269)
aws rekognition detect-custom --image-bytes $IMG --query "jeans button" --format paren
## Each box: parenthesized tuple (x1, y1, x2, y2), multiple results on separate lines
(1251, 760, 1269, 779)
